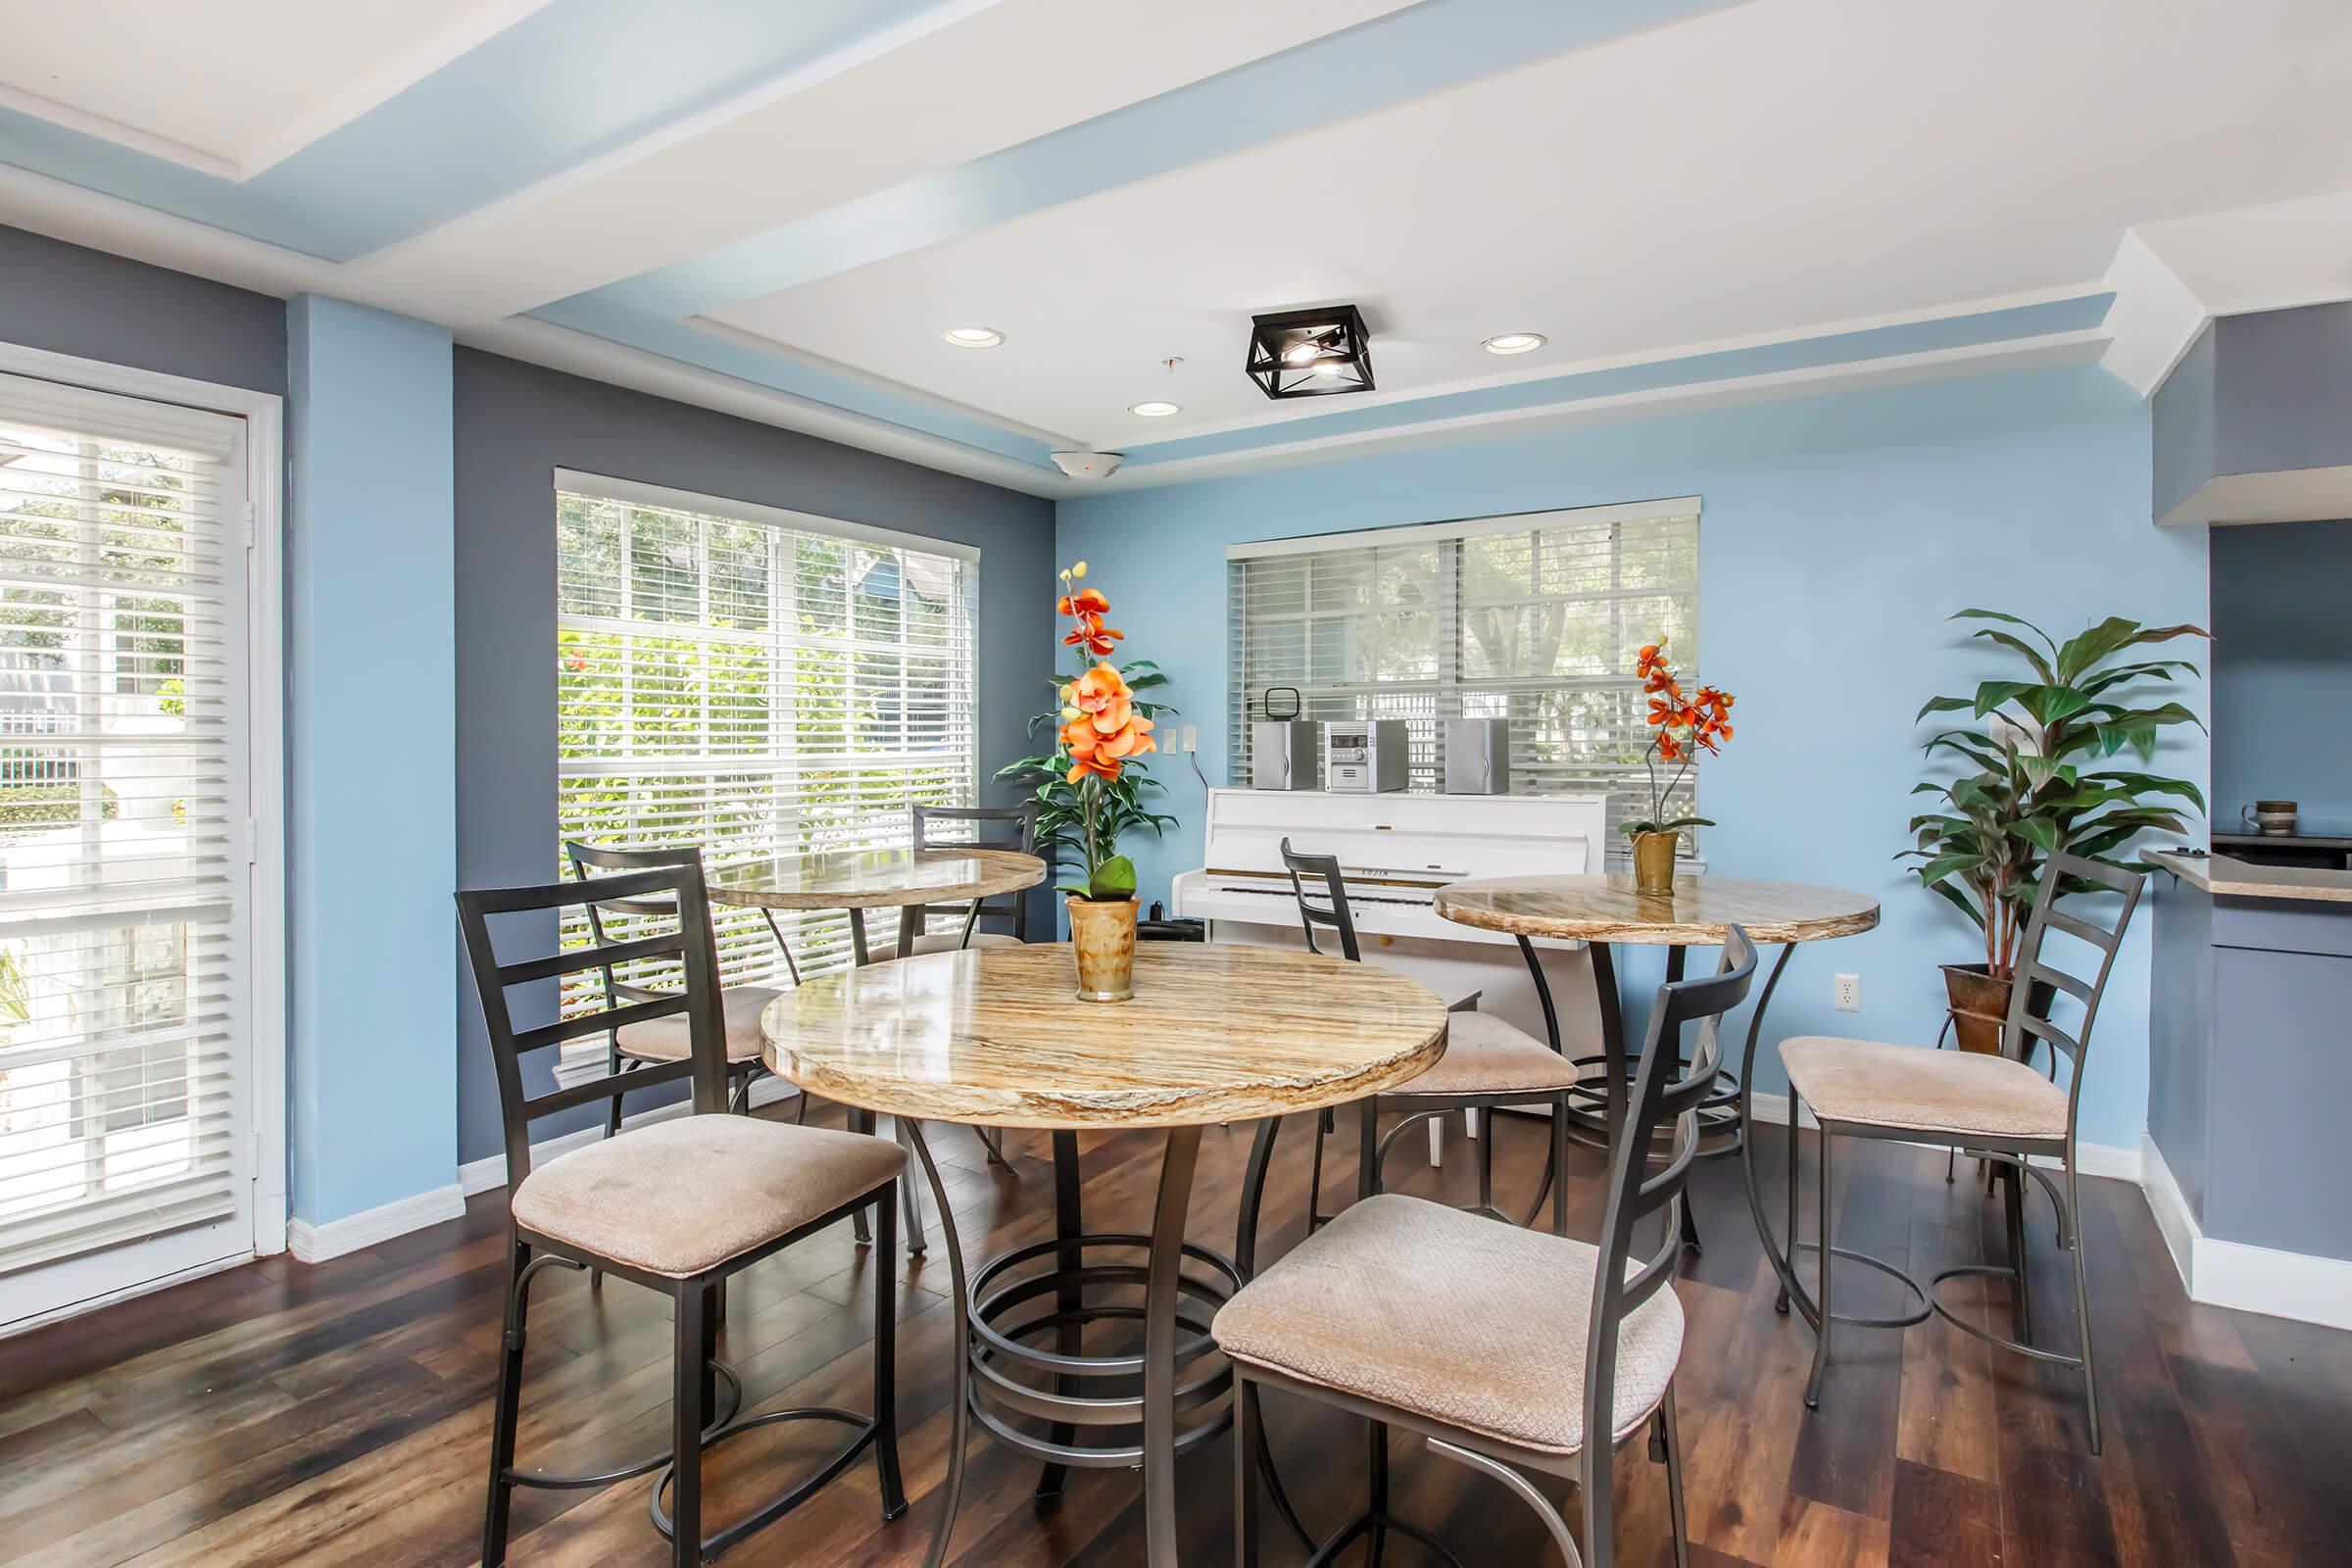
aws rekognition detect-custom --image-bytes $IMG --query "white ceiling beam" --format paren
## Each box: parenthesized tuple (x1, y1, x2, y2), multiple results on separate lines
(343, 0, 1416, 326)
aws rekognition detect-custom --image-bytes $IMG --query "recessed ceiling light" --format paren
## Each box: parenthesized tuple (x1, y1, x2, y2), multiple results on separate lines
(943, 326, 1004, 348)
(1482, 332, 1546, 355)
(1129, 401, 1182, 417)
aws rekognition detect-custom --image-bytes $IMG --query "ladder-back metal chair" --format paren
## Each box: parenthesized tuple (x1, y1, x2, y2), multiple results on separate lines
(870, 801, 1041, 958)
(1775, 849, 2141, 1450)
(1221, 927, 1758, 1568)
(1282, 837, 1582, 1232)
(567, 840, 798, 1128)
(457, 860, 907, 1566)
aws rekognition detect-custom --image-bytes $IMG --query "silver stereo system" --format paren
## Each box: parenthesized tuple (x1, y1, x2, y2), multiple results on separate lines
(1323, 719, 1410, 794)
(1250, 720, 1320, 790)
(1443, 716, 1511, 795)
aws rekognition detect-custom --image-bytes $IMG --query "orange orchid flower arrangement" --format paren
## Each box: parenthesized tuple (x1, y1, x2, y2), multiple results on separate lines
(1052, 562, 1157, 901)
(1627, 640, 1734, 841)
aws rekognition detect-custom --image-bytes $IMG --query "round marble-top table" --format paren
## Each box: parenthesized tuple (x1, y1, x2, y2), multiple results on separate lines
(709, 846, 1044, 963)
(1435, 873, 1879, 1252)
(712, 846, 1046, 1250)
(761, 941, 1447, 1568)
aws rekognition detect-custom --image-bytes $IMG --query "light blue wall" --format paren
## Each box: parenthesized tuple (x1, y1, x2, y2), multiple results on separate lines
(2210, 520, 2352, 828)
(1058, 367, 2209, 1152)
(286, 297, 458, 1225)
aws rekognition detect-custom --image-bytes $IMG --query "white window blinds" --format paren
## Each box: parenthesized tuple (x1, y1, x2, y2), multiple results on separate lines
(1228, 500, 1700, 844)
(0, 375, 251, 1278)
(555, 474, 979, 1008)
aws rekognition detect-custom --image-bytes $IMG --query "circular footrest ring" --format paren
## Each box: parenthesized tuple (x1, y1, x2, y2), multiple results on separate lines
(1786, 1241, 1936, 1330)
(502, 1359, 745, 1491)
(963, 1232, 1244, 1470)
(1926, 1264, 2085, 1368)
(650, 1406, 879, 1546)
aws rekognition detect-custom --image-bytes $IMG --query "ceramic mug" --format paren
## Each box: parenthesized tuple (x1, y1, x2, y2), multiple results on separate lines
(2243, 800, 2299, 836)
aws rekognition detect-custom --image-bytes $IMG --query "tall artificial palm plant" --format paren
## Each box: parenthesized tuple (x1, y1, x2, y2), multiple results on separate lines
(1904, 610, 2206, 985)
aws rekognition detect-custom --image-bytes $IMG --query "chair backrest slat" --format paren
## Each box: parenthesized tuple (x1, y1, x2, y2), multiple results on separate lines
(1583, 927, 1756, 1480)
(1279, 838, 1361, 961)
(912, 803, 1039, 943)
(457, 860, 729, 1186)
(1998, 849, 2142, 1092)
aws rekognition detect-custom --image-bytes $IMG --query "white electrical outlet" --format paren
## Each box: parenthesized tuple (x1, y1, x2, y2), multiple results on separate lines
(1834, 972, 1862, 1011)
(1179, 724, 1199, 753)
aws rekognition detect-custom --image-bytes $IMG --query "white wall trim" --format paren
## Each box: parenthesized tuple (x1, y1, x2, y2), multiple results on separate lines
(459, 1077, 804, 1197)
(1743, 1094, 2142, 1182)
(2137, 1135, 2352, 1333)
(286, 1185, 466, 1264)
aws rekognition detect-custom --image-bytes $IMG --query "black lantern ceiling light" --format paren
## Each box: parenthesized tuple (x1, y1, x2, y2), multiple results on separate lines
(1246, 304, 1375, 400)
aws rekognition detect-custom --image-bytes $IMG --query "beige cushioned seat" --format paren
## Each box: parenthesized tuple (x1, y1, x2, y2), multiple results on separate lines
(1213, 1194, 1682, 1456)
(867, 929, 1023, 962)
(1389, 1010, 1580, 1096)
(1780, 1036, 2068, 1139)
(613, 985, 781, 1064)
(513, 1114, 904, 1277)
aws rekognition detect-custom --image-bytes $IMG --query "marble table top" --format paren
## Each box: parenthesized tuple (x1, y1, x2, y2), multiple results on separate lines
(1435, 873, 1880, 945)
(760, 942, 1448, 1129)
(708, 847, 1044, 910)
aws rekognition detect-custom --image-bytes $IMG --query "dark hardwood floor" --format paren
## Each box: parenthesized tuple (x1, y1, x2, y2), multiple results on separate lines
(2, 1103, 2344, 1566)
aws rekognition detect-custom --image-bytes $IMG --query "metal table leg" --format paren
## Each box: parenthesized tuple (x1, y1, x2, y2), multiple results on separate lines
(1142, 1126, 1205, 1568)
(1735, 944, 1819, 1323)
(900, 1121, 969, 1568)
(1034, 1130, 1083, 1501)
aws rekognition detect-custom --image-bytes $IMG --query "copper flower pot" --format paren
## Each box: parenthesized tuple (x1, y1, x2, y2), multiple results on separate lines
(1068, 895, 1138, 1002)
(1631, 830, 1682, 893)
(1940, 963, 2058, 1055)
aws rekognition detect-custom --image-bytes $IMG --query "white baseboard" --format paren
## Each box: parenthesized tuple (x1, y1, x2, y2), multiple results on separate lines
(2137, 1135, 2352, 1332)
(456, 1076, 804, 1198)
(287, 1184, 467, 1263)
(1741, 1093, 2141, 1182)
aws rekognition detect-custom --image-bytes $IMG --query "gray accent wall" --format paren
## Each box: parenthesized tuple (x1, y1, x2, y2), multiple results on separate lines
(0, 224, 286, 396)
(453, 349, 1055, 1163)
(2153, 302, 2352, 525)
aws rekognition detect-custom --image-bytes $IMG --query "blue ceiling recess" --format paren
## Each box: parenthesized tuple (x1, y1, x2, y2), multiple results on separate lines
(1118, 293, 2119, 468)
(0, 0, 955, 262)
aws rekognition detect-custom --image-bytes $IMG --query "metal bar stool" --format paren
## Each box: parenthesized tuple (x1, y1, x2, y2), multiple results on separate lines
(1770, 849, 2142, 1450)
(457, 860, 907, 1565)
(1223, 929, 1758, 1568)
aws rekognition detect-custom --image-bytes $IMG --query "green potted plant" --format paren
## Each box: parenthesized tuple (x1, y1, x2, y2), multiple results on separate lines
(995, 562, 1178, 1001)
(1903, 610, 2206, 1051)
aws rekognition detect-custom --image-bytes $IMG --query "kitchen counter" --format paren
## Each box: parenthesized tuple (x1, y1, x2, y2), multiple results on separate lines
(2142, 847, 2352, 904)
(2143, 846, 2352, 1327)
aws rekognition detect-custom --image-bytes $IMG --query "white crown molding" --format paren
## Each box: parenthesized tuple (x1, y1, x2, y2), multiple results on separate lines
(459, 314, 1069, 497)
(1096, 329, 2111, 492)
(286, 1184, 467, 1264)
(0, 87, 244, 179)
(2096, 229, 2208, 397)
(2140, 1135, 2352, 1332)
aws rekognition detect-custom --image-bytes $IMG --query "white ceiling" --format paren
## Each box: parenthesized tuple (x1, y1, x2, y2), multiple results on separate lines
(3, 0, 2349, 493)
(0, 0, 547, 179)
(710, 0, 2352, 450)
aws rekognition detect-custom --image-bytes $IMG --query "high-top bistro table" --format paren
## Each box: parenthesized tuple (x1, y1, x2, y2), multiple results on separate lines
(761, 941, 1447, 1568)
(1434, 872, 1878, 1260)
(712, 846, 1046, 1250)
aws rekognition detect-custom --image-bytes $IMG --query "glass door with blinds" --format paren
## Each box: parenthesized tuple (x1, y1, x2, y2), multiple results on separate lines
(0, 370, 257, 1328)
(1228, 500, 1700, 849)
(554, 472, 977, 1059)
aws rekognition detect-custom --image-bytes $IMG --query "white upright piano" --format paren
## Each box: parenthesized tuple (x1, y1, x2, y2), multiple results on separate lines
(1173, 788, 1608, 1156)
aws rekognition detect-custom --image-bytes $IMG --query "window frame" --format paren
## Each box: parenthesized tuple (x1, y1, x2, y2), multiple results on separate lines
(550, 470, 982, 1063)
(1226, 496, 1701, 854)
